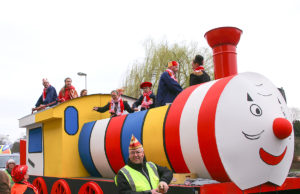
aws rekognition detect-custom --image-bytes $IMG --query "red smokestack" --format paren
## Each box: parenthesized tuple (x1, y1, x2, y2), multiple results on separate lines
(204, 27, 242, 79)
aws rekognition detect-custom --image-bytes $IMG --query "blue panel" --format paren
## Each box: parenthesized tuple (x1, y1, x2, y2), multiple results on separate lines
(29, 127, 42, 153)
(121, 110, 148, 164)
(78, 121, 102, 177)
(65, 106, 78, 135)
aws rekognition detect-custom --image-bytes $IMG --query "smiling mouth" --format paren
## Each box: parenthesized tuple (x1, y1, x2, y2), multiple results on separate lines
(242, 130, 264, 140)
(259, 146, 287, 165)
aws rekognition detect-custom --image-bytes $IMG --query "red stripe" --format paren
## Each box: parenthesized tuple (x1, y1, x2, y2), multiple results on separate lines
(198, 76, 234, 182)
(20, 139, 26, 165)
(164, 85, 199, 172)
(105, 115, 127, 174)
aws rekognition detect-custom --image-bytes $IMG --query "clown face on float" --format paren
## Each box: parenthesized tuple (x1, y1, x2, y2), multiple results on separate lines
(215, 72, 293, 190)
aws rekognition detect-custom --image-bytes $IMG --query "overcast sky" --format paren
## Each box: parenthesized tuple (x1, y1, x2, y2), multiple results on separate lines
(1, 0, 299, 142)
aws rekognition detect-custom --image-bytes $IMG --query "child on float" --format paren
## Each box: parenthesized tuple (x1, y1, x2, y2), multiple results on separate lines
(132, 82, 156, 111)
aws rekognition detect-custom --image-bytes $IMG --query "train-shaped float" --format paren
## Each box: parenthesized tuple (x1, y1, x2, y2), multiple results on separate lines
(19, 27, 300, 194)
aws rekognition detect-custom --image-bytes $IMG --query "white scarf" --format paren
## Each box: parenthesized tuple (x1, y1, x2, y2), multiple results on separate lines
(110, 97, 124, 116)
(166, 69, 178, 82)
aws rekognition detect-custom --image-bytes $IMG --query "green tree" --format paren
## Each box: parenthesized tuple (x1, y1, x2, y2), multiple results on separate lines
(11, 141, 20, 153)
(290, 107, 300, 122)
(122, 39, 214, 98)
(294, 120, 300, 137)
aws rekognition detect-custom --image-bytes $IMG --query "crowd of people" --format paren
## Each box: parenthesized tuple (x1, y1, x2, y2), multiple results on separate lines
(0, 159, 37, 194)
(93, 55, 211, 118)
(32, 55, 211, 118)
(32, 77, 87, 112)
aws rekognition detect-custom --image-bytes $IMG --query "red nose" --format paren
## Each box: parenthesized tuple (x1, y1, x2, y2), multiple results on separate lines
(273, 118, 292, 139)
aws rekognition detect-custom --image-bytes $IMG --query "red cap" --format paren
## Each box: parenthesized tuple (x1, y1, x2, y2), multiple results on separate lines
(11, 165, 28, 182)
(129, 135, 143, 150)
(140, 82, 152, 89)
(168, 61, 179, 67)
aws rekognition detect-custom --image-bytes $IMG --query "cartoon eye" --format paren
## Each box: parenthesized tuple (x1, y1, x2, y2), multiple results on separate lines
(250, 104, 262, 116)
(242, 130, 264, 140)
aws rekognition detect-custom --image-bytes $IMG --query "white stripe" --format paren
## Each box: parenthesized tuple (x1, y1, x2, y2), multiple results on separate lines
(180, 81, 217, 178)
(90, 118, 115, 178)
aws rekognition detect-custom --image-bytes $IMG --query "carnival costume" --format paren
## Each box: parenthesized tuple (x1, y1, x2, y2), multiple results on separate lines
(58, 85, 78, 102)
(133, 82, 156, 110)
(11, 165, 38, 194)
(156, 61, 183, 107)
(189, 66, 211, 86)
(115, 135, 173, 194)
(35, 85, 58, 107)
(96, 97, 133, 117)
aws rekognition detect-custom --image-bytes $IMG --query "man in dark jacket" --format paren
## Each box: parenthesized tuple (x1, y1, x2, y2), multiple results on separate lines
(189, 55, 211, 86)
(115, 135, 173, 194)
(93, 90, 133, 117)
(156, 61, 183, 107)
(35, 78, 58, 108)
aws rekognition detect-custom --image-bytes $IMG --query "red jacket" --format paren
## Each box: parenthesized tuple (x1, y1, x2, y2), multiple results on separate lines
(58, 85, 78, 102)
(11, 182, 38, 194)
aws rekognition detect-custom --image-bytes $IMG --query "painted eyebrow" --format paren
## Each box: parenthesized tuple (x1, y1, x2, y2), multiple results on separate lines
(257, 93, 272, 97)
(255, 83, 263, 86)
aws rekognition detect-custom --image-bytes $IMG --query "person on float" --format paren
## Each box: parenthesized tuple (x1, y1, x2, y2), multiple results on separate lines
(156, 61, 183, 107)
(0, 170, 10, 194)
(4, 158, 16, 187)
(115, 135, 173, 194)
(58, 77, 78, 102)
(93, 90, 134, 117)
(80, 89, 88, 97)
(132, 82, 156, 111)
(11, 165, 38, 194)
(189, 55, 211, 86)
(34, 78, 58, 109)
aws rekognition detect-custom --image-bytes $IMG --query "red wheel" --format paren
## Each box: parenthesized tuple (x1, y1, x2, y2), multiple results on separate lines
(33, 177, 48, 194)
(79, 181, 103, 194)
(51, 179, 71, 194)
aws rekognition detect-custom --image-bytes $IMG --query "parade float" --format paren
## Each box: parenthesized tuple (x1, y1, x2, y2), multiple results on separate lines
(18, 27, 300, 194)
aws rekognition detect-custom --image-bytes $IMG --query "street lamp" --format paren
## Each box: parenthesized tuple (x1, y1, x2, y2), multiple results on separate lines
(77, 72, 87, 90)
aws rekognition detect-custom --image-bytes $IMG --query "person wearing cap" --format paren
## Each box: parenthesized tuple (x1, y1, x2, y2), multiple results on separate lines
(132, 82, 156, 111)
(58, 77, 78, 102)
(34, 78, 58, 109)
(156, 61, 183, 107)
(4, 158, 16, 187)
(189, 55, 211, 86)
(93, 90, 134, 117)
(11, 165, 38, 194)
(115, 135, 173, 194)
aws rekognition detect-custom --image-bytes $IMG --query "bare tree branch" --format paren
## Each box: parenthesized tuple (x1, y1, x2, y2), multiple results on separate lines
(122, 39, 213, 98)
